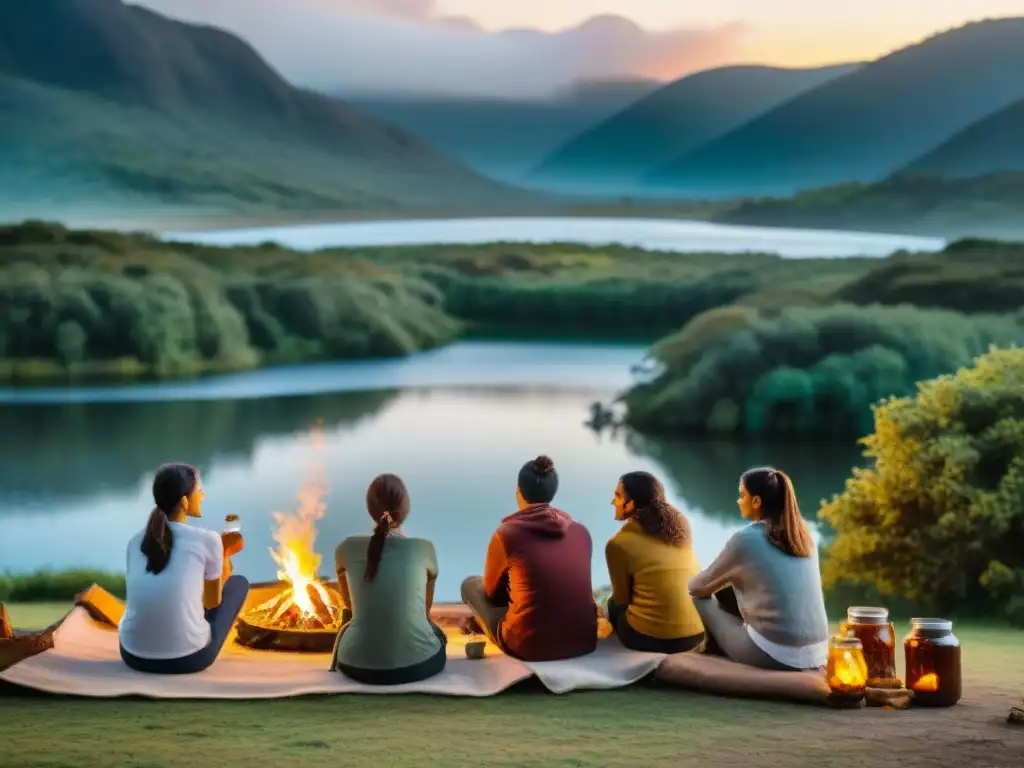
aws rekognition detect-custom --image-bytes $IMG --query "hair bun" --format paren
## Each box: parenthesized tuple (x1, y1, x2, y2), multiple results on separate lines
(532, 455, 555, 474)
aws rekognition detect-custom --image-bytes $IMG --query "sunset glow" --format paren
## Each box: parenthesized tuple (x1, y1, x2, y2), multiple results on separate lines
(437, 0, 1024, 67)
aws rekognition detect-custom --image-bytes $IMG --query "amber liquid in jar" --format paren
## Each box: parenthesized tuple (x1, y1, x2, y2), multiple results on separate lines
(839, 606, 897, 687)
(904, 618, 961, 707)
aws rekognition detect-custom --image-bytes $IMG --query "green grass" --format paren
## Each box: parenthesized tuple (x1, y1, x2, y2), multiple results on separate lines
(6, 603, 71, 629)
(4, 603, 1022, 767)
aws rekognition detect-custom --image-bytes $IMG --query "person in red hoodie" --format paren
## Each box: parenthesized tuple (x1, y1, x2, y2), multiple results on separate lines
(460, 455, 597, 661)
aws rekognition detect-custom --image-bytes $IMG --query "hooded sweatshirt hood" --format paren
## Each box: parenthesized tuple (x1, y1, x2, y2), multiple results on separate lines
(502, 503, 573, 538)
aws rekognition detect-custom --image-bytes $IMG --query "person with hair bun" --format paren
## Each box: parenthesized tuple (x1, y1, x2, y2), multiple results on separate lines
(118, 463, 249, 674)
(604, 471, 705, 653)
(688, 467, 829, 671)
(331, 474, 447, 685)
(461, 455, 597, 661)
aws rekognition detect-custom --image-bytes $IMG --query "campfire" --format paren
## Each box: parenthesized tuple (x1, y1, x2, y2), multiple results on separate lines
(235, 428, 347, 652)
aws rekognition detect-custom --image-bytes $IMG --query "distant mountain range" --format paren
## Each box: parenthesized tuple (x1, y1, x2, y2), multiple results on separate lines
(901, 98, 1024, 178)
(347, 79, 658, 183)
(2, 0, 1022, 238)
(641, 18, 1024, 198)
(528, 64, 858, 195)
(0, 0, 523, 220)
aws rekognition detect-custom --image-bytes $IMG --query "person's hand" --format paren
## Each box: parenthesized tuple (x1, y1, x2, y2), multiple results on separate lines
(222, 556, 233, 582)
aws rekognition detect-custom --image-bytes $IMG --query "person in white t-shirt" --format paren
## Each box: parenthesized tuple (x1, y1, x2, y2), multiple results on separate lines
(118, 463, 249, 674)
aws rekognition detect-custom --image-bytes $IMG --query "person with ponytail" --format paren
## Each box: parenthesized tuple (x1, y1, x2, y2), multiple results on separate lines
(604, 471, 705, 653)
(331, 474, 447, 685)
(687, 467, 829, 671)
(118, 463, 250, 674)
(461, 455, 597, 662)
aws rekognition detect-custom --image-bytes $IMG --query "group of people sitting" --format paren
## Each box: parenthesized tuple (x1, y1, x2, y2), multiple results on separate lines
(116, 455, 830, 685)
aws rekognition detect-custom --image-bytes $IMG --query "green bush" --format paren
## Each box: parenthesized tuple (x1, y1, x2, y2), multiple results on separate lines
(0, 222, 459, 381)
(0, 569, 126, 602)
(819, 346, 1024, 624)
(624, 304, 1024, 437)
(4, 222, 1024, 382)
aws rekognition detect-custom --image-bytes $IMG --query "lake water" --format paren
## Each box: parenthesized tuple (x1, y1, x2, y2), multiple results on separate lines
(166, 216, 946, 259)
(0, 341, 863, 600)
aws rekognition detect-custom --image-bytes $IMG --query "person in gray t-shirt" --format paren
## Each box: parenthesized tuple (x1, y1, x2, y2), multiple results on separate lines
(331, 474, 447, 685)
(688, 466, 829, 671)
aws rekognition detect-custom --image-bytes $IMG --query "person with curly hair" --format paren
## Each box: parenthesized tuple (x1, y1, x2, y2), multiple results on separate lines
(604, 471, 705, 653)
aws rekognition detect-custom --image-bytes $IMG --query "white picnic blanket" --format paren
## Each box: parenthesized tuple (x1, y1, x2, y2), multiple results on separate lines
(0, 608, 667, 698)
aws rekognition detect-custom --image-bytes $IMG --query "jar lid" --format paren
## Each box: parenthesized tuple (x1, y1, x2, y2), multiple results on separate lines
(847, 606, 889, 624)
(911, 618, 953, 632)
(831, 631, 863, 649)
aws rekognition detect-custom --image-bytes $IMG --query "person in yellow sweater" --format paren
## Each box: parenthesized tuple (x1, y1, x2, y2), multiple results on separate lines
(604, 471, 705, 653)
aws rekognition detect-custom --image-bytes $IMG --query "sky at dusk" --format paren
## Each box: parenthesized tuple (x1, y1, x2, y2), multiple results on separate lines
(135, 0, 1024, 97)
(441, 0, 1024, 65)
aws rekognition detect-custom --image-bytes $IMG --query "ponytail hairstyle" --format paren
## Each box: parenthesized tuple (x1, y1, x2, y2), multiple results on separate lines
(364, 474, 411, 583)
(141, 463, 200, 575)
(739, 467, 814, 557)
(619, 471, 690, 547)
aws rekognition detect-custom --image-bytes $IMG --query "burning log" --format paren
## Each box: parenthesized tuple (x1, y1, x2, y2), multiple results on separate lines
(306, 583, 336, 626)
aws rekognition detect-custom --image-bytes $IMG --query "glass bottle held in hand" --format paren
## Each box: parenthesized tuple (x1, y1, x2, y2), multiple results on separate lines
(222, 514, 244, 558)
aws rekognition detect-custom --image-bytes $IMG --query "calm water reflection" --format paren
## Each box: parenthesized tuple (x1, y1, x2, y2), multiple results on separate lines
(0, 385, 863, 600)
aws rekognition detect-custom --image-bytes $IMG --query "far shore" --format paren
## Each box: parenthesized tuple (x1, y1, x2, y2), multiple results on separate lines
(4, 200, 987, 240)
(17, 201, 722, 236)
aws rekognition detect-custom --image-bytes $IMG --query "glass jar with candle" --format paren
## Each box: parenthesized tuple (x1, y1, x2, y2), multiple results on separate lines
(839, 606, 897, 686)
(826, 632, 868, 699)
(904, 618, 962, 707)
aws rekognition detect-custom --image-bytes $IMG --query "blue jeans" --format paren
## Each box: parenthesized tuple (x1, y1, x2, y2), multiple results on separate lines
(120, 575, 250, 675)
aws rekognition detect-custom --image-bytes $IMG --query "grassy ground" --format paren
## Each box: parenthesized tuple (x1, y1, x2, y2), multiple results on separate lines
(3, 604, 1022, 767)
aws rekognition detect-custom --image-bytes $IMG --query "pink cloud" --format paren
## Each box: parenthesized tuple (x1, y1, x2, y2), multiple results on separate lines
(133, 1, 746, 98)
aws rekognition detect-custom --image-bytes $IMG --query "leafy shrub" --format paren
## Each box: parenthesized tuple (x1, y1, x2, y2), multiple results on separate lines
(624, 304, 1024, 437)
(819, 346, 1024, 624)
(0, 569, 126, 602)
(0, 226, 459, 381)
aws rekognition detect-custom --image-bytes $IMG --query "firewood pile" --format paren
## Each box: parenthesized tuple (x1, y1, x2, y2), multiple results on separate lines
(234, 583, 347, 652)
(0, 602, 57, 673)
(244, 583, 343, 631)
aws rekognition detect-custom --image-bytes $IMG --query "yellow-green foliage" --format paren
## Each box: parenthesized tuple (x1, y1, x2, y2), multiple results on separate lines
(819, 346, 1024, 623)
(0, 222, 459, 381)
(624, 304, 1024, 437)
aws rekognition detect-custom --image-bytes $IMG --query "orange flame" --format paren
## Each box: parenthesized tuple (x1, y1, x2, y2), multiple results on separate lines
(259, 423, 338, 622)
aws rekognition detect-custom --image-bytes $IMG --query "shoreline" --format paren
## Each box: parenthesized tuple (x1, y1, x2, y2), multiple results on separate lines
(6, 202, 980, 242)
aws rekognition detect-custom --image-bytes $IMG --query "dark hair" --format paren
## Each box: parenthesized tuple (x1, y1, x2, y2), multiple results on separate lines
(141, 463, 199, 575)
(364, 474, 411, 582)
(619, 471, 690, 547)
(517, 455, 558, 505)
(740, 467, 814, 558)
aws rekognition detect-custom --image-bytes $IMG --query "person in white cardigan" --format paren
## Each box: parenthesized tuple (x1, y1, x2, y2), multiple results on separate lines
(688, 466, 829, 671)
